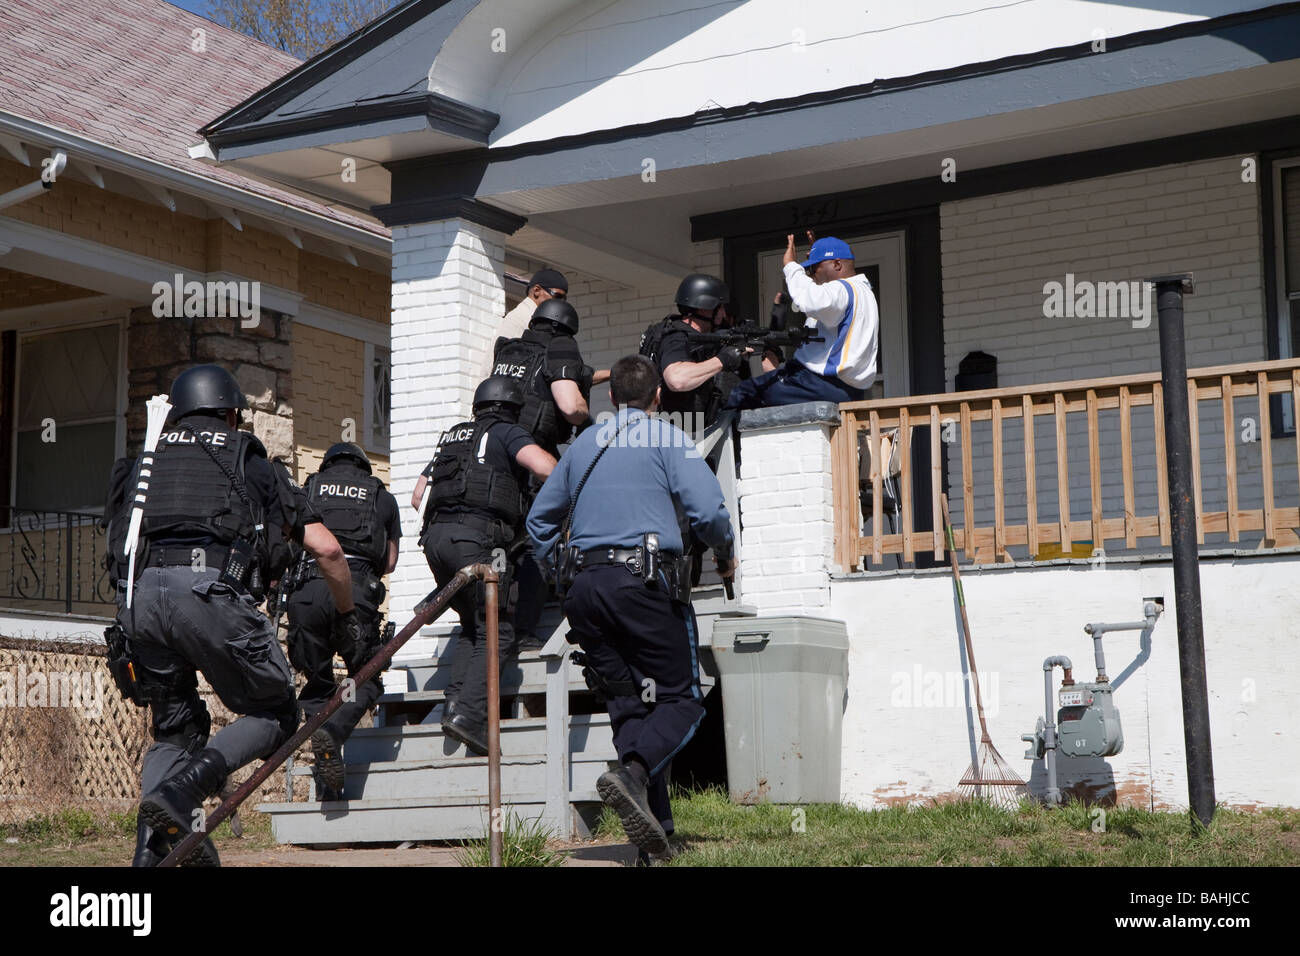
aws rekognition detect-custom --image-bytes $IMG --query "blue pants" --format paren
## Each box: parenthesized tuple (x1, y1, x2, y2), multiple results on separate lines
(723, 359, 863, 409)
(562, 565, 705, 834)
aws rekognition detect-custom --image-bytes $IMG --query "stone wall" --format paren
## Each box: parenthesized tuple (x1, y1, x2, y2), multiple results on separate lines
(125, 307, 294, 462)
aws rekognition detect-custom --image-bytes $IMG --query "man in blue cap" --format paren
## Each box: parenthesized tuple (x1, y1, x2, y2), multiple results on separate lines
(724, 233, 878, 408)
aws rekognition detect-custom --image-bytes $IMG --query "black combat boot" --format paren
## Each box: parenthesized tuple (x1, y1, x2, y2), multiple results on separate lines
(311, 725, 346, 800)
(131, 819, 167, 867)
(139, 748, 228, 867)
(597, 763, 668, 856)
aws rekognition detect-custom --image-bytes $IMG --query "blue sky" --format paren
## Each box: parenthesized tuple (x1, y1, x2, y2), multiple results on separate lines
(166, 0, 216, 18)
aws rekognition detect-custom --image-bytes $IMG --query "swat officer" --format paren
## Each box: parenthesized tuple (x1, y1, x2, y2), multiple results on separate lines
(102, 364, 358, 866)
(411, 376, 556, 754)
(284, 442, 401, 801)
(526, 354, 736, 862)
(490, 297, 594, 650)
(639, 274, 779, 436)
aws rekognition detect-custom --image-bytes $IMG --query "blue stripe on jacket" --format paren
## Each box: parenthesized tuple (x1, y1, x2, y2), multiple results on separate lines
(822, 279, 854, 378)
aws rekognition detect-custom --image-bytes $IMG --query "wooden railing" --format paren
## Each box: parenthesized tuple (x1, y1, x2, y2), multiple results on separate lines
(830, 357, 1300, 570)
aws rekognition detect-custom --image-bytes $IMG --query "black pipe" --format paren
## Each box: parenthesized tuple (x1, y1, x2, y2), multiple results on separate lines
(1151, 273, 1216, 827)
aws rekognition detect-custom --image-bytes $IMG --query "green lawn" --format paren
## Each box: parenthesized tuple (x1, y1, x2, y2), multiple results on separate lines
(598, 788, 1300, 867)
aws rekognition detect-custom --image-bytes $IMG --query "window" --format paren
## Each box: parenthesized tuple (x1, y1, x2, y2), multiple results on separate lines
(1271, 159, 1300, 431)
(13, 323, 123, 513)
(363, 342, 391, 455)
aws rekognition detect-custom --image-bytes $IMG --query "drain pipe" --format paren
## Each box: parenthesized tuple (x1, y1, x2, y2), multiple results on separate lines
(1042, 656, 1073, 805)
(0, 150, 66, 211)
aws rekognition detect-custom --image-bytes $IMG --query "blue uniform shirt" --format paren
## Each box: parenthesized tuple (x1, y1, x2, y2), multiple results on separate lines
(526, 407, 734, 563)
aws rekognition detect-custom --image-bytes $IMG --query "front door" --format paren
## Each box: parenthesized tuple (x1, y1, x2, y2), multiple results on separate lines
(756, 230, 909, 398)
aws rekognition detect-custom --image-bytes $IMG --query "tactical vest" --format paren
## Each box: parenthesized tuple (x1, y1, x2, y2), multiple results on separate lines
(640, 316, 722, 423)
(425, 419, 524, 525)
(492, 331, 567, 449)
(305, 464, 387, 569)
(139, 422, 262, 547)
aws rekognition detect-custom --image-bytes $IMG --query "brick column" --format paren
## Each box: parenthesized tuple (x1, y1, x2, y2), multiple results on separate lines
(736, 403, 839, 614)
(386, 218, 508, 628)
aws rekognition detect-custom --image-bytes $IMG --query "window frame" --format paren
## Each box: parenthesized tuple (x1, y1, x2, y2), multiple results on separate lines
(1267, 151, 1300, 436)
(9, 317, 127, 515)
(362, 340, 391, 457)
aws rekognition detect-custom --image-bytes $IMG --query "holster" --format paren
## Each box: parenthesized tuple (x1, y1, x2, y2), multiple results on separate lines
(105, 622, 172, 708)
(554, 542, 580, 600)
(570, 650, 638, 701)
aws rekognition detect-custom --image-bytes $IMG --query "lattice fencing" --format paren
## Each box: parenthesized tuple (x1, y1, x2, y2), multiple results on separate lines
(0, 634, 314, 828)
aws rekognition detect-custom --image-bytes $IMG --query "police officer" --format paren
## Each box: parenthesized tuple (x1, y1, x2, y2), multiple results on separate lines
(491, 297, 594, 650)
(411, 376, 556, 754)
(526, 354, 736, 862)
(102, 365, 358, 866)
(639, 274, 779, 436)
(284, 442, 401, 801)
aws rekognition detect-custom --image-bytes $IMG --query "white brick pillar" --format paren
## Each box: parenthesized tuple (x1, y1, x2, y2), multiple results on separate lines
(387, 217, 508, 625)
(736, 403, 839, 614)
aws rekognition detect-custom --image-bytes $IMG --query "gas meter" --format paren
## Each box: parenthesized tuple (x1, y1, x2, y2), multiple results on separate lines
(1021, 599, 1162, 804)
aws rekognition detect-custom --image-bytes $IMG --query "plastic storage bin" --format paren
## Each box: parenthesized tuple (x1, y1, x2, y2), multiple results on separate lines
(709, 615, 849, 803)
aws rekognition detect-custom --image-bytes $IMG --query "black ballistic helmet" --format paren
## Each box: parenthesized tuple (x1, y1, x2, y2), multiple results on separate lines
(473, 375, 525, 412)
(532, 298, 579, 335)
(322, 442, 371, 473)
(675, 273, 729, 314)
(167, 364, 248, 421)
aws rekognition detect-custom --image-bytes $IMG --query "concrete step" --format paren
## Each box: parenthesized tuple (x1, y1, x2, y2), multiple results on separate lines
(257, 796, 589, 845)
(389, 651, 556, 693)
(301, 754, 613, 802)
(343, 713, 614, 764)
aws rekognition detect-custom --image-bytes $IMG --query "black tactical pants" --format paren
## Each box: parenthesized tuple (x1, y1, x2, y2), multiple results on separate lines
(421, 520, 516, 724)
(119, 566, 297, 782)
(562, 565, 706, 835)
(284, 574, 384, 742)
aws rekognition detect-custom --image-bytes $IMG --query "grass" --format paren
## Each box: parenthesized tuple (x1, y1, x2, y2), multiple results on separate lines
(457, 810, 567, 867)
(655, 787, 1300, 866)
(0, 806, 277, 867)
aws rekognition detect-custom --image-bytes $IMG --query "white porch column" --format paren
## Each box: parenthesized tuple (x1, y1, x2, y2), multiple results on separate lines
(387, 217, 508, 628)
(736, 403, 839, 614)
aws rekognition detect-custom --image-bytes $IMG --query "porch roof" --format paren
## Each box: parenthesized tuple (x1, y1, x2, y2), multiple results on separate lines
(199, 1, 1300, 288)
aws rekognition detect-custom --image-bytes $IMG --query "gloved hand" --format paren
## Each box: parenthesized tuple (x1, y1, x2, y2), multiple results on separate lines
(717, 345, 750, 371)
(332, 607, 364, 666)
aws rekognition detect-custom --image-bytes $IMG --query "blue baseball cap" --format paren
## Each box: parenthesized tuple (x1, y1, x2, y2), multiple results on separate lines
(800, 237, 854, 269)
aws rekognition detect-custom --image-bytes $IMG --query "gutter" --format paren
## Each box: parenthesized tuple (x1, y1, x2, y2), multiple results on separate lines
(0, 112, 391, 258)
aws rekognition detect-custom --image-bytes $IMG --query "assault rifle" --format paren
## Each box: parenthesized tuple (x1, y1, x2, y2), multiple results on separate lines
(694, 321, 824, 377)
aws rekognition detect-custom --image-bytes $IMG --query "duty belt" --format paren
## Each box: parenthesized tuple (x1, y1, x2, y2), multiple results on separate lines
(144, 544, 229, 569)
(302, 555, 375, 580)
(434, 511, 511, 539)
(577, 547, 681, 574)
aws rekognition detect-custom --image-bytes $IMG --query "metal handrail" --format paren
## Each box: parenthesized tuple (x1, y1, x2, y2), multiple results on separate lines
(160, 564, 504, 867)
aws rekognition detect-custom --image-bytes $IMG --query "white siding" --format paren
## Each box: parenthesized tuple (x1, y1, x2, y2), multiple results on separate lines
(939, 156, 1288, 555)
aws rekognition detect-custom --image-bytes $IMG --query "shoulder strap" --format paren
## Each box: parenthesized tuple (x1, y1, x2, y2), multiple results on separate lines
(558, 419, 634, 548)
(174, 423, 265, 535)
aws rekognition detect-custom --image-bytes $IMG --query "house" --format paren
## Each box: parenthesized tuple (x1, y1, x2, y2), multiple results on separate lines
(0, 0, 393, 815)
(193, 0, 1300, 823)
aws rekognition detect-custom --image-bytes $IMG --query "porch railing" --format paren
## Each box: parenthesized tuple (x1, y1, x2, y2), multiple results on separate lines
(831, 357, 1300, 570)
(0, 509, 115, 613)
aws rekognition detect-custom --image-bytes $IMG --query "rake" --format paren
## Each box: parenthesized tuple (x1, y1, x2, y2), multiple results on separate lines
(940, 494, 1028, 808)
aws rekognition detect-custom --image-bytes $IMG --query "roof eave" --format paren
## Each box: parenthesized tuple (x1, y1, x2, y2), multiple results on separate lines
(0, 110, 390, 255)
